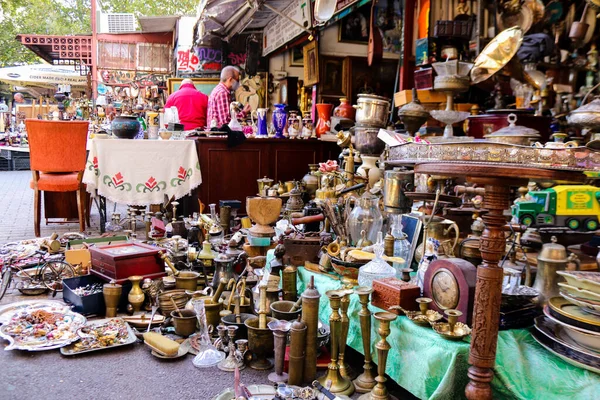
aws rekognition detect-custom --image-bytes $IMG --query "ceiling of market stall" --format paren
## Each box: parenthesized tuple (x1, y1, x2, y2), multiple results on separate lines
(196, 0, 296, 43)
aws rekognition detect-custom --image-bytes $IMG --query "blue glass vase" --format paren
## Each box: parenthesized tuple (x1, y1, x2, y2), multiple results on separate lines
(272, 104, 287, 139)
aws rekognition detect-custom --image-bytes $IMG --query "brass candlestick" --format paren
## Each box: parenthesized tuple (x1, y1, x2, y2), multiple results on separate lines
(318, 290, 354, 396)
(353, 287, 377, 393)
(218, 325, 244, 372)
(359, 312, 398, 400)
(338, 288, 356, 381)
(268, 319, 292, 383)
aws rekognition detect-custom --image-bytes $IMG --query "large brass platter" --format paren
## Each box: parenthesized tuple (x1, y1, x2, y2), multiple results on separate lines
(471, 27, 523, 84)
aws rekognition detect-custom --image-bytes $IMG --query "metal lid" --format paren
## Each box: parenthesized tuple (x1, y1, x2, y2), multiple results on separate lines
(215, 252, 234, 262)
(537, 236, 568, 263)
(485, 114, 540, 138)
(357, 93, 391, 104)
(570, 98, 600, 114)
(301, 276, 321, 299)
(291, 316, 307, 331)
(398, 88, 430, 118)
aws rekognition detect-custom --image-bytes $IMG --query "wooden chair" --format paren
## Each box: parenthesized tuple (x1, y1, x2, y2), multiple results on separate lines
(26, 119, 89, 237)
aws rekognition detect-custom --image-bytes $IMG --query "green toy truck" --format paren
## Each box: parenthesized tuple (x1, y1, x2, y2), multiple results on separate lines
(512, 185, 600, 231)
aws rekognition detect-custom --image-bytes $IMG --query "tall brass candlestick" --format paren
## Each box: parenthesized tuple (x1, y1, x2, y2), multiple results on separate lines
(301, 276, 320, 383)
(338, 288, 356, 380)
(353, 287, 377, 393)
(358, 311, 398, 400)
(318, 290, 354, 396)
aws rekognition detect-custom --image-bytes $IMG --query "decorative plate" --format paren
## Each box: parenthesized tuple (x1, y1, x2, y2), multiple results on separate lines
(556, 271, 600, 294)
(549, 297, 600, 328)
(0, 300, 69, 325)
(60, 318, 137, 356)
(561, 291, 600, 317)
(544, 304, 600, 336)
(558, 283, 600, 302)
(0, 307, 86, 351)
(534, 315, 600, 357)
(531, 326, 600, 374)
(148, 338, 191, 359)
(211, 384, 277, 400)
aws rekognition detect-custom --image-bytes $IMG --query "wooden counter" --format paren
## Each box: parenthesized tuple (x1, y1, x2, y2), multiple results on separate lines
(192, 137, 339, 213)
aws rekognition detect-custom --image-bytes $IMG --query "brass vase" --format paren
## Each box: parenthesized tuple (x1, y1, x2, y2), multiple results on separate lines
(318, 290, 354, 396)
(358, 312, 398, 400)
(338, 288, 356, 380)
(103, 282, 122, 317)
(127, 276, 145, 312)
(353, 287, 377, 393)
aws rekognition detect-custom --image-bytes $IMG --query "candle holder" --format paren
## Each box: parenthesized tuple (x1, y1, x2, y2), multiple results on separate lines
(338, 288, 356, 380)
(417, 297, 432, 315)
(268, 319, 292, 382)
(353, 287, 377, 393)
(358, 311, 398, 400)
(318, 290, 354, 396)
(218, 325, 244, 371)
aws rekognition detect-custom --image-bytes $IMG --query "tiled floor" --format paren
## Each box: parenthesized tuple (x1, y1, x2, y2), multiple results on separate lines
(0, 171, 125, 244)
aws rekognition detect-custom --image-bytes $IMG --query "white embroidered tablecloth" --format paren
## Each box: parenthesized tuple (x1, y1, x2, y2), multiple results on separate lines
(83, 139, 202, 205)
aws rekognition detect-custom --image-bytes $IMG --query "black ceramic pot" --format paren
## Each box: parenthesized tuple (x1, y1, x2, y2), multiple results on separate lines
(111, 115, 140, 139)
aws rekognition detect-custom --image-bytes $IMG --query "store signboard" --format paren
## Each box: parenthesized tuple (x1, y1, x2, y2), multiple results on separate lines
(262, 0, 312, 56)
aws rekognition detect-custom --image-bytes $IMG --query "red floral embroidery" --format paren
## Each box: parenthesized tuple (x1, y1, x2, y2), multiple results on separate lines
(146, 176, 157, 189)
(178, 166, 187, 180)
(112, 172, 124, 186)
(93, 156, 98, 169)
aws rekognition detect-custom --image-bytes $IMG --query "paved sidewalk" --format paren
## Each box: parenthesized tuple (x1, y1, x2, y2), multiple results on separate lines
(0, 171, 122, 243)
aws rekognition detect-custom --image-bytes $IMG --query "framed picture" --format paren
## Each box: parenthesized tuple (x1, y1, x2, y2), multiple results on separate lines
(338, 4, 371, 44)
(289, 46, 304, 67)
(234, 72, 268, 113)
(167, 78, 220, 96)
(402, 214, 423, 268)
(321, 57, 348, 96)
(303, 40, 319, 87)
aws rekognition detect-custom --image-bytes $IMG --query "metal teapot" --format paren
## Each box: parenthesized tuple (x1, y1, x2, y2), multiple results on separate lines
(416, 216, 460, 261)
(533, 236, 580, 306)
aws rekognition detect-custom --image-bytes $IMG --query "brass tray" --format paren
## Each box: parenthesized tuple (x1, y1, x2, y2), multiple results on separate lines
(387, 141, 600, 171)
(60, 318, 137, 356)
(548, 297, 600, 327)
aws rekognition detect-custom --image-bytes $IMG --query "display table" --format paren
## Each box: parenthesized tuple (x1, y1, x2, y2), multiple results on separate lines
(191, 137, 339, 214)
(83, 139, 202, 206)
(295, 267, 600, 400)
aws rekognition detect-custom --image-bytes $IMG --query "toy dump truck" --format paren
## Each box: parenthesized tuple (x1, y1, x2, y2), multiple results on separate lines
(512, 185, 600, 231)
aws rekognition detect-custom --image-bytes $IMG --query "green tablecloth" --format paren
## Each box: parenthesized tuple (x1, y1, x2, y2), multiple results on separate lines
(294, 267, 600, 400)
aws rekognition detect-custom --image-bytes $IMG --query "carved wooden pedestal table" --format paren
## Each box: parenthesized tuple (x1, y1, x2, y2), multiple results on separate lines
(413, 162, 585, 400)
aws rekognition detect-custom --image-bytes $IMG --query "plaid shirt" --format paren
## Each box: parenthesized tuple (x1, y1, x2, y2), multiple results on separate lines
(207, 82, 232, 128)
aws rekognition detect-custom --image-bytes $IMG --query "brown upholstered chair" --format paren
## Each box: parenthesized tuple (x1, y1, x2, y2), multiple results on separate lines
(25, 119, 89, 237)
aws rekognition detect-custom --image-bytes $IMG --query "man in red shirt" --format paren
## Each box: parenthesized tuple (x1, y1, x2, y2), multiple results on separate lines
(164, 78, 208, 130)
(207, 66, 250, 128)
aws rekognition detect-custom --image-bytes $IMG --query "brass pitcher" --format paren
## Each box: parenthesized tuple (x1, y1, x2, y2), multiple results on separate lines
(416, 217, 460, 261)
(533, 236, 580, 306)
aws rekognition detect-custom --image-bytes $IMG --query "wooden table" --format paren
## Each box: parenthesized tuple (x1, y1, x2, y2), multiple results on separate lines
(192, 137, 339, 213)
(413, 162, 586, 400)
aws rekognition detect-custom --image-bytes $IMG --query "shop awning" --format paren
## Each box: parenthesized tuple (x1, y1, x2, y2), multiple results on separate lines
(0, 64, 88, 89)
(195, 0, 305, 43)
(15, 34, 92, 66)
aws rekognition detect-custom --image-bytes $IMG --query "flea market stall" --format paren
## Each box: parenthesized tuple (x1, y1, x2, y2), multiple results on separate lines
(2, 0, 600, 399)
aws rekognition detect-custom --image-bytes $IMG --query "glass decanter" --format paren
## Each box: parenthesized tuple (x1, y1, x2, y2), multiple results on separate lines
(346, 191, 383, 246)
(358, 232, 396, 287)
(191, 298, 225, 368)
(390, 214, 411, 275)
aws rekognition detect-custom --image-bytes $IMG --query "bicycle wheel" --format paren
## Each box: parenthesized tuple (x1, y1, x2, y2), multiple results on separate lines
(0, 268, 12, 301)
(41, 261, 75, 292)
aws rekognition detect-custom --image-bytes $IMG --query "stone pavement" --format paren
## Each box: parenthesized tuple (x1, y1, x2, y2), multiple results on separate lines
(0, 170, 124, 244)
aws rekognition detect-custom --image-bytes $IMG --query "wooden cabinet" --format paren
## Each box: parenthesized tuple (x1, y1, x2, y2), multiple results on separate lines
(192, 137, 339, 213)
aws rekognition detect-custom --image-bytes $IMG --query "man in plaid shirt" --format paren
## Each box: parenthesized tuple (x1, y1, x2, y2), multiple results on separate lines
(207, 66, 250, 128)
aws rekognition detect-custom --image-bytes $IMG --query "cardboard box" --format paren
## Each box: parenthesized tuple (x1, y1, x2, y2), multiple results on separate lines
(394, 90, 447, 107)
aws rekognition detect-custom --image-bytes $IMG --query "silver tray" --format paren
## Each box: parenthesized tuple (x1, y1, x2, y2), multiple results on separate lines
(388, 141, 600, 171)
(0, 300, 69, 325)
(60, 318, 137, 356)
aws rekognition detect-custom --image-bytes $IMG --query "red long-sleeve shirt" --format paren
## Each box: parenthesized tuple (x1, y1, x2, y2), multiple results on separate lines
(164, 83, 208, 130)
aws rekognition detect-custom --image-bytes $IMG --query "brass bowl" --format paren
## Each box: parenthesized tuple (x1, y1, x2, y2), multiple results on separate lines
(221, 313, 254, 340)
(158, 289, 190, 315)
(170, 309, 198, 337)
(431, 321, 472, 340)
(270, 300, 302, 321)
(245, 316, 275, 370)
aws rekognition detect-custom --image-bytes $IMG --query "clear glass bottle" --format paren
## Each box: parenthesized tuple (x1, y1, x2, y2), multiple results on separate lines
(391, 214, 410, 276)
(346, 191, 383, 246)
(358, 232, 396, 288)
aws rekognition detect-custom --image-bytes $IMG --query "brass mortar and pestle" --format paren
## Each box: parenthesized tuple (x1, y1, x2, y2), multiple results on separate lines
(270, 298, 303, 321)
(244, 283, 275, 370)
(221, 294, 254, 340)
(184, 275, 227, 332)
(160, 251, 200, 292)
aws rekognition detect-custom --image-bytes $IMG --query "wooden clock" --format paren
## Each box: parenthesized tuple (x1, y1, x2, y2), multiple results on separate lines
(423, 258, 477, 324)
(278, 77, 298, 107)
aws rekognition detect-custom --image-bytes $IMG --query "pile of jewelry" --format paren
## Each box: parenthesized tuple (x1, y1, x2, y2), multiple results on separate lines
(72, 283, 103, 297)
